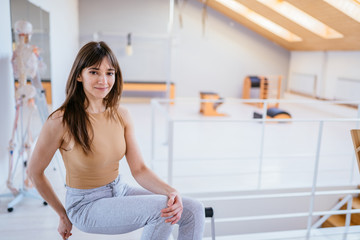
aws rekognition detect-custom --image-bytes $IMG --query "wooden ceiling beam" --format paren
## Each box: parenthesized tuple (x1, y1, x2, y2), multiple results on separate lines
(201, 0, 360, 50)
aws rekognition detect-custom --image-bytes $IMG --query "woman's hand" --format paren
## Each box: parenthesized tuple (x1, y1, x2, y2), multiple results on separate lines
(58, 215, 73, 240)
(161, 191, 183, 224)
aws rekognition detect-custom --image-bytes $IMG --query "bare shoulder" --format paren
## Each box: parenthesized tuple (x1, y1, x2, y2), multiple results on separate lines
(117, 105, 132, 127)
(44, 110, 65, 134)
(48, 109, 64, 120)
(117, 105, 129, 115)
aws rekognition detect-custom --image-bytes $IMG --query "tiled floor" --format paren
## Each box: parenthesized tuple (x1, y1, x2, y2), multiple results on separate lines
(1, 93, 360, 239)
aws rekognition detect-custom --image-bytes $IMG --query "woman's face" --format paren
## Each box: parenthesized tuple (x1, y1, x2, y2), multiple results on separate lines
(77, 57, 115, 102)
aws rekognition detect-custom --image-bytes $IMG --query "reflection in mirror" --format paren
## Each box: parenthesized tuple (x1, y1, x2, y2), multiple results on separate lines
(10, 0, 51, 105)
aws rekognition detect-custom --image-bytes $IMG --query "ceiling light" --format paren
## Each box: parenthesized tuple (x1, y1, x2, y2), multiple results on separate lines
(257, 0, 343, 39)
(216, 0, 302, 42)
(324, 0, 360, 23)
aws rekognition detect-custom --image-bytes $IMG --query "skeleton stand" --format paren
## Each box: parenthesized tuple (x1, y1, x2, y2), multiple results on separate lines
(0, 96, 46, 212)
(0, 21, 64, 212)
(0, 80, 65, 212)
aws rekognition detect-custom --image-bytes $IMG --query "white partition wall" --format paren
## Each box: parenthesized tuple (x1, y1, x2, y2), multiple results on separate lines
(327, 51, 360, 101)
(29, 0, 79, 109)
(287, 51, 326, 98)
(288, 51, 360, 100)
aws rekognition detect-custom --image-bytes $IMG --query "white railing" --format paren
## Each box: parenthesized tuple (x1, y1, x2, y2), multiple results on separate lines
(198, 191, 360, 240)
(311, 194, 352, 229)
(150, 98, 360, 239)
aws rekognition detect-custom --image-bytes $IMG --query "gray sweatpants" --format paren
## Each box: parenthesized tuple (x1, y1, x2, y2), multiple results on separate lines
(65, 175, 205, 240)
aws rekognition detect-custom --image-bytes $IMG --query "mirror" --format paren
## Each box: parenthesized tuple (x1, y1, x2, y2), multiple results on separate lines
(10, 0, 51, 104)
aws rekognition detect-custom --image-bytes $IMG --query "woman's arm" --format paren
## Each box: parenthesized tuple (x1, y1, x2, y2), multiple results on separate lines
(27, 112, 72, 239)
(120, 106, 183, 224)
(120, 106, 174, 194)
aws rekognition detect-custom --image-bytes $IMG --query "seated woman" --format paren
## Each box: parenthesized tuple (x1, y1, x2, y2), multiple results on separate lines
(28, 41, 205, 240)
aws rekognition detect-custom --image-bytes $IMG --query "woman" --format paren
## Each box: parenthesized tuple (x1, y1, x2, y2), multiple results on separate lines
(28, 41, 205, 240)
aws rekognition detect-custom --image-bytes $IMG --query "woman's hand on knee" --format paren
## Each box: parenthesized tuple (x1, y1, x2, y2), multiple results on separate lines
(58, 215, 73, 240)
(161, 192, 183, 225)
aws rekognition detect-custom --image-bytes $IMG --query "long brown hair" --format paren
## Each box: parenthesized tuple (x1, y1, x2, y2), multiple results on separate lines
(51, 41, 123, 153)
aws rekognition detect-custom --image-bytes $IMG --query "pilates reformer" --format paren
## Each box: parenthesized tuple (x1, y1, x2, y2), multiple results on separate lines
(253, 107, 292, 119)
(243, 75, 291, 119)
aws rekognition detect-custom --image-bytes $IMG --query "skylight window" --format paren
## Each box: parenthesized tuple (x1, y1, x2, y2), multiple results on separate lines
(216, 0, 302, 42)
(324, 0, 360, 23)
(257, 0, 343, 39)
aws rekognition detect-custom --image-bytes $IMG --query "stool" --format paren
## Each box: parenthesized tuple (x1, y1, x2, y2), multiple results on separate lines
(200, 92, 226, 116)
(205, 207, 216, 240)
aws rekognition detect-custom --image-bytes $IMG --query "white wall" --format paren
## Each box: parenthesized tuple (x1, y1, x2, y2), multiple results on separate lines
(171, 0, 290, 97)
(325, 51, 360, 100)
(29, 0, 79, 109)
(79, 0, 168, 35)
(79, 0, 170, 83)
(287, 51, 325, 98)
(288, 51, 360, 100)
(78, 0, 290, 98)
(0, 0, 16, 188)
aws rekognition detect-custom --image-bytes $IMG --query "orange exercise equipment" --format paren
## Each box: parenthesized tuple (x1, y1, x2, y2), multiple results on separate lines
(243, 75, 282, 108)
(253, 107, 291, 119)
(243, 75, 291, 119)
(351, 129, 360, 172)
(199, 92, 226, 116)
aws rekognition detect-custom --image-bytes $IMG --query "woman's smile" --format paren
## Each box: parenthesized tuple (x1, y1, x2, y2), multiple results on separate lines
(77, 57, 115, 101)
(94, 86, 109, 91)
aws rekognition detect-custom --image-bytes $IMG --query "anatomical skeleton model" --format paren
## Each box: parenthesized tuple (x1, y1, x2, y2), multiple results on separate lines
(7, 20, 45, 196)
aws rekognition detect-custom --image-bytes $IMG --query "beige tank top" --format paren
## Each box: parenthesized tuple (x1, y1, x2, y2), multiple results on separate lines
(60, 110, 126, 189)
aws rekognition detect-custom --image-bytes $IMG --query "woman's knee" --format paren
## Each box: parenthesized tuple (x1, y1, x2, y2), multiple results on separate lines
(151, 195, 168, 210)
(182, 197, 205, 221)
(145, 195, 169, 222)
